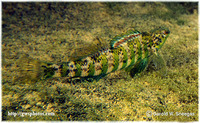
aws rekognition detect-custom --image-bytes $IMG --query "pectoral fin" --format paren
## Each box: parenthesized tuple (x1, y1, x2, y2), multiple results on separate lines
(149, 52, 167, 77)
(129, 58, 149, 77)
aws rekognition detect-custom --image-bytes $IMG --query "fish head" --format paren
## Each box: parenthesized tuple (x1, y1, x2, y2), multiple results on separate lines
(151, 27, 170, 51)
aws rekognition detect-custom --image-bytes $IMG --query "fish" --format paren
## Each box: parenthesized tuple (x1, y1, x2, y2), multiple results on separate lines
(15, 27, 170, 82)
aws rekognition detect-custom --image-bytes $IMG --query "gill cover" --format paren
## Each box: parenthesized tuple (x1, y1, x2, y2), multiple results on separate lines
(151, 27, 170, 52)
(148, 27, 170, 76)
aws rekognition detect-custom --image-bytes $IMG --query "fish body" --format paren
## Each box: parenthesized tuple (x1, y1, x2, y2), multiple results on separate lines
(17, 27, 170, 82)
(41, 27, 170, 81)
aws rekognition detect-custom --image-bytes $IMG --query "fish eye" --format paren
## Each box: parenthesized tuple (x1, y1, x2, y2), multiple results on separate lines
(163, 30, 170, 35)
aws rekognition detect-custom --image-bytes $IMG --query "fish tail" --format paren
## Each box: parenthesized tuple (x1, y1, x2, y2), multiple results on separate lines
(14, 54, 54, 82)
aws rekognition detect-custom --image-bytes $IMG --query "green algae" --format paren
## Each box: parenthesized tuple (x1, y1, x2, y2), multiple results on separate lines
(2, 2, 198, 121)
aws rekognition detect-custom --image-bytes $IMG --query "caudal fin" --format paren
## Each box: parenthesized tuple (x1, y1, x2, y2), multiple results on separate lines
(14, 54, 47, 83)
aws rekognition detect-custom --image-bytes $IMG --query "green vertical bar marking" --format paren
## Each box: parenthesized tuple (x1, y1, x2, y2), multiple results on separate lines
(136, 39, 142, 61)
(61, 63, 69, 77)
(75, 61, 82, 77)
(121, 47, 128, 70)
(143, 40, 149, 58)
(100, 54, 108, 75)
(112, 48, 119, 72)
(126, 41, 135, 68)
(88, 61, 95, 77)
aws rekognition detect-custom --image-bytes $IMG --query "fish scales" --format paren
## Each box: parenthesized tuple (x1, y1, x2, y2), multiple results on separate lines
(59, 37, 140, 79)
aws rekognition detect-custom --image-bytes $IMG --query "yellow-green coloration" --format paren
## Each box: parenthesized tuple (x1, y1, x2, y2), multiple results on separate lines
(2, 2, 198, 122)
(120, 47, 128, 70)
(112, 49, 120, 72)
(60, 63, 68, 77)
(125, 41, 136, 72)
(99, 54, 108, 75)
(74, 61, 82, 77)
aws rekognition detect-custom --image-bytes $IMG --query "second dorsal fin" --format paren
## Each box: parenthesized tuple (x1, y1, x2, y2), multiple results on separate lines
(68, 37, 108, 61)
(110, 30, 141, 49)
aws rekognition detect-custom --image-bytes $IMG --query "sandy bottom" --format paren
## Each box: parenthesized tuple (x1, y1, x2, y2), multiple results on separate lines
(2, 2, 198, 121)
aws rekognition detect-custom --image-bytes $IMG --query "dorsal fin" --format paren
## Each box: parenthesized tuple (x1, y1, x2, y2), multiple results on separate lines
(69, 37, 108, 61)
(110, 30, 141, 49)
